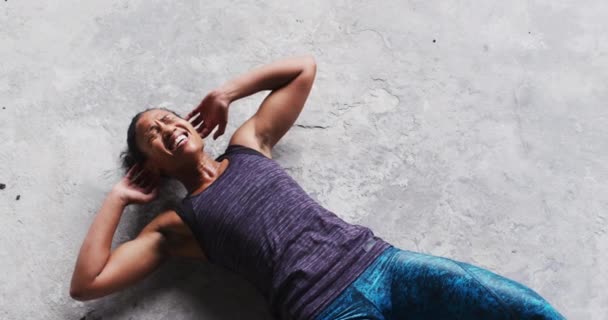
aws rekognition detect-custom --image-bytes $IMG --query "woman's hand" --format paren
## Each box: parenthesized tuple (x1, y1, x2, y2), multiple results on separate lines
(112, 163, 160, 205)
(186, 89, 231, 140)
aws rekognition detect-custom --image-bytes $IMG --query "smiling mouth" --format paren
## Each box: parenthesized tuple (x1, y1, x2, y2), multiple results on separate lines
(167, 132, 189, 152)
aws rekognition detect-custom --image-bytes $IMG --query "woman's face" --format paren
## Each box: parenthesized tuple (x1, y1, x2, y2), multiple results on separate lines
(135, 109, 204, 176)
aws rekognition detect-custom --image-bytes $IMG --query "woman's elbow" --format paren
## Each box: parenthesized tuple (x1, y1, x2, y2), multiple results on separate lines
(69, 286, 89, 301)
(298, 55, 317, 86)
(69, 280, 98, 301)
(303, 55, 317, 73)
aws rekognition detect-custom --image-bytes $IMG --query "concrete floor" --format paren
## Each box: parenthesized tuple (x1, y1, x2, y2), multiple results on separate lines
(1, 0, 606, 319)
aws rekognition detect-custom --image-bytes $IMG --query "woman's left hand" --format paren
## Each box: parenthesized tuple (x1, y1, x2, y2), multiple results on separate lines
(186, 89, 231, 140)
(112, 163, 160, 205)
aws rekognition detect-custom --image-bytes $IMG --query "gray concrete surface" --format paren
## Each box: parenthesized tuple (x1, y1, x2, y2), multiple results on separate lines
(1, 0, 606, 319)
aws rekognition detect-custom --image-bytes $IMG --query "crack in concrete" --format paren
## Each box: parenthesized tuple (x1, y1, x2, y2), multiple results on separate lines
(512, 87, 530, 155)
(369, 77, 402, 106)
(333, 101, 364, 113)
(351, 28, 392, 50)
(293, 124, 330, 129)
(381, 87, 402, 105)
(371, 77, 388, 83)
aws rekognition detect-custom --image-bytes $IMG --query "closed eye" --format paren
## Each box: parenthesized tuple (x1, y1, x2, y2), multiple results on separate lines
(147, 126, 159, 142)
(145, 114, 174, 143)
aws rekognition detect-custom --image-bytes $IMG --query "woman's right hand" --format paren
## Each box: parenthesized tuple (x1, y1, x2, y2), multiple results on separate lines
(186, 89, 231, 140)
(112, 163, 160, 205)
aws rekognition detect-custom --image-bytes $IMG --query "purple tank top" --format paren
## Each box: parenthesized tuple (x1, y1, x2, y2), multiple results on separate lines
(174, 144, 391, 320)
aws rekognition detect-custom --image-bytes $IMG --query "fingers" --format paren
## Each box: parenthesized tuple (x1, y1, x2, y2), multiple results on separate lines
(145, 187, 159, 198)
(128, 165, 157, 189)
(185, 110, 193, 121)
(213, 121, 227, 140)
(194, 119, 213, 138)
(175, 99, 229, 140)
(193, 120, 207, 135)
(140, 172, 161, 196)
(187, 94, 213, 132)
(122, 164, 161, 204)
(189, 112, 203, 128)
(130, 167, 146, 185)
(188, 97, 208, 123)
(200, 125, 212, 138)
(126, 163, 141, 179)
(185, 107, 200, 122)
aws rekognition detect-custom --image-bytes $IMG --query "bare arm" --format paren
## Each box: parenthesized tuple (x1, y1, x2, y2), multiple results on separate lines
(187, 55, 317, 157)
(70, 165, 167, 301)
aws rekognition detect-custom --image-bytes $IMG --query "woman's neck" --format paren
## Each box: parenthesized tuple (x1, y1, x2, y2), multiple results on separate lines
(178, 152, 225, 195)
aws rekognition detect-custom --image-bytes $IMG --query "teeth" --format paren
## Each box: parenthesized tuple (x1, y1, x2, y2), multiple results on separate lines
(173, 134, 187, 149)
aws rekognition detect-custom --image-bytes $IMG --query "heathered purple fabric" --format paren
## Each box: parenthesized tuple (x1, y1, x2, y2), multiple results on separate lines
(173, 144, 392, 320)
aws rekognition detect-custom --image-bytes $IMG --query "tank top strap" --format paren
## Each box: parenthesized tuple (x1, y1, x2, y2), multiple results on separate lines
(215, 144, 269, 161)
(173, 199, 196, 229)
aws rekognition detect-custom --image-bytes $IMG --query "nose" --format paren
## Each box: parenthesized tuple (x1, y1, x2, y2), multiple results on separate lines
(155, 120, 176, 142)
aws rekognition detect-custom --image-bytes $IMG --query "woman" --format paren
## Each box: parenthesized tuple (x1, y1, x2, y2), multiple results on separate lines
(70, 55, 564, 320)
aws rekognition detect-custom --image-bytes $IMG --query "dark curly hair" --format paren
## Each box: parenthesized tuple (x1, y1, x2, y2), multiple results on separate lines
(119, 107, 181, 174)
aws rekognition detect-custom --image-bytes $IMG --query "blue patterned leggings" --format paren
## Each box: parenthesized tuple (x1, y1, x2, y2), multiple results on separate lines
(314, 246, 564, 320)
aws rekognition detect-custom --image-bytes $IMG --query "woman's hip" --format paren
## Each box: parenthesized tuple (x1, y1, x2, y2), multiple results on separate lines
(314, 246, 565, 320)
